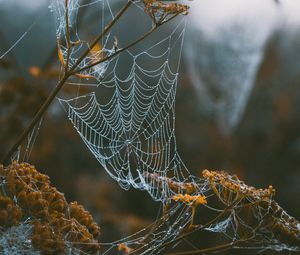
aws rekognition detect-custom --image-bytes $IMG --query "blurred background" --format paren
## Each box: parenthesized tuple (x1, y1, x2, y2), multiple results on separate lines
(1, 0, 300, 253)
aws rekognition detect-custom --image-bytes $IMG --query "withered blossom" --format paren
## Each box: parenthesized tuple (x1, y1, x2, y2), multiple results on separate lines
(143, 0, 189, 24)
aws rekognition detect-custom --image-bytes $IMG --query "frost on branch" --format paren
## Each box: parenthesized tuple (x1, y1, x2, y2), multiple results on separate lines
(0, 162, 100, 255)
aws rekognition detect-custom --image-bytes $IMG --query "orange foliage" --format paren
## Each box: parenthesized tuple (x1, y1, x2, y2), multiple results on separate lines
(0, 162, 100, 254)
(172, 193, 207, 206)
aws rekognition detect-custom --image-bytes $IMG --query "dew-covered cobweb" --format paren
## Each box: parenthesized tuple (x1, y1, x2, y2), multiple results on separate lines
(54, 0, 193, 202)
(47, 0, 300, 254)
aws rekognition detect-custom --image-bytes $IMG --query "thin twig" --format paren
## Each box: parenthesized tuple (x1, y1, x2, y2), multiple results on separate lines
(65, 0, 71, 72)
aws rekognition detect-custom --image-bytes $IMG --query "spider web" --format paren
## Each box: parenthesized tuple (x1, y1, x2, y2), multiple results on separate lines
(50, 1, 300, 254)
(55, 0, 193, 202)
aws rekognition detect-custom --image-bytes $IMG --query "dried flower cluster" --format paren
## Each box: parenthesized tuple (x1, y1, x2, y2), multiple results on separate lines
(0, 194, 22, 228)
(0, 162, 100, 255)
(267, 200, 300, 246)
(145, 172, 199, 195)
(202, 169, 300, 247)
(143, 0, 189, 24)
(117, 243, 132, 254)
(172, 193, 207, 227)
(172, 193, 207, 206)
(202, 169, 275, 199)
(168, 179, 199, 195)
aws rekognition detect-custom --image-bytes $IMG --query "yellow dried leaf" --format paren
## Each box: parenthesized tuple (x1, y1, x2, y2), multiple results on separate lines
(91, 42, 102, 53)
(172, 193, 207, 207)
(195, 195, 207, 206)
(57, 46, 65, 66)
(74, 73, 94, 79)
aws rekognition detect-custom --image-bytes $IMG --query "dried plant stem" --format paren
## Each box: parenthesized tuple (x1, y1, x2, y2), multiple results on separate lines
(65, 0, 71, 72)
